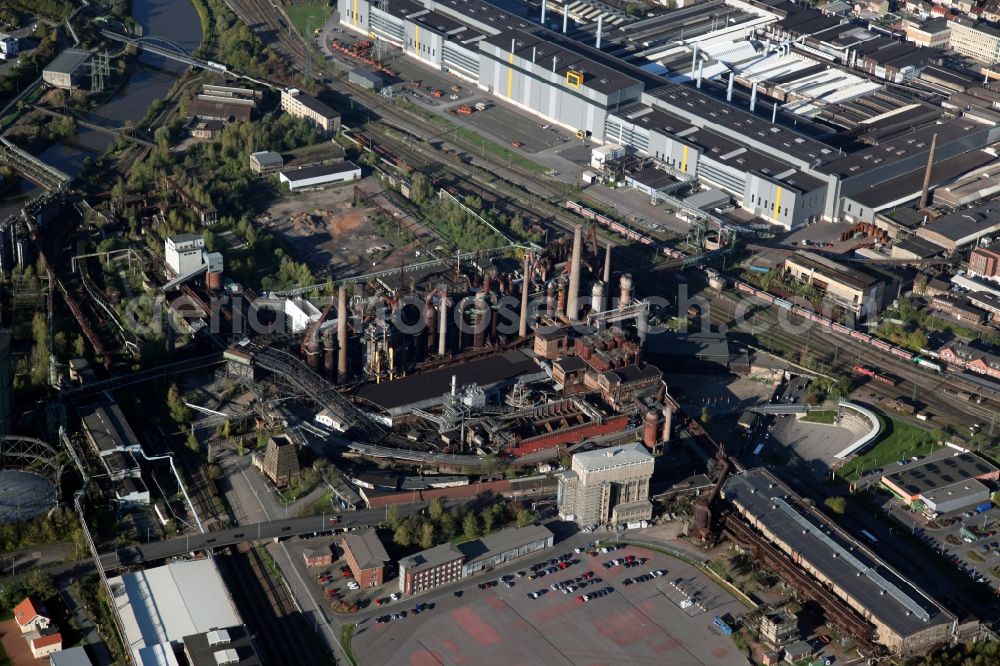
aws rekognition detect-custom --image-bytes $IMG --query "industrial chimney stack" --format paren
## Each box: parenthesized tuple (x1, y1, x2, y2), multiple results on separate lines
(566, 225, 582, 321)
(337, 286, 348, 382)
(919, 133, 938, 210)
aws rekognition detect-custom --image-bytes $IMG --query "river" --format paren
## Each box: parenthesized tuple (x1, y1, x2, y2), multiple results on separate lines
(0, 0, 203, 217)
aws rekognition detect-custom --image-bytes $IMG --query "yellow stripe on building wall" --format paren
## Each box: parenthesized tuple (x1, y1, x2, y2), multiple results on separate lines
(772, 186, 783, 220)
(353, 0, 358, 26)
(415, 26, 420, 55)
(681, 145, 688, 173)
(506, 51, 514, 98)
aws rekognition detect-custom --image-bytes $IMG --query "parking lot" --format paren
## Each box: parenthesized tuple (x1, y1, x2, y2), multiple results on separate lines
(457, 102, 572, 154)
(883, 495, 1000, 593)
(353, 544, 748, 666)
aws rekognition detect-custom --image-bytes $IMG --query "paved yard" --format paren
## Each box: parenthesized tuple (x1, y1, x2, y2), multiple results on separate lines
(353, 545, 748, 666)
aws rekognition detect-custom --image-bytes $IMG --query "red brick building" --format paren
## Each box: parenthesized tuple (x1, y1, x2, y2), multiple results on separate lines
(303, 545, 335, 568)
(970, 242, 1000, 279)
(939, 343, 1000, 379)
(341, 529, 390, 588)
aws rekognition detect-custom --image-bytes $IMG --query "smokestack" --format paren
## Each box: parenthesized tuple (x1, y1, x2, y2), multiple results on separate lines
(519, 253, 531, 338)
(557, 280, 567, 317)
(592, 281, 605, 312)
(691, 43, 699, 73)
(566, 225, 582, 321)
(323, 327, 335, 379)
(919, 133, 938, 210)
(750, 81, 758, 113)
(637, 305, 648, 347)
(438, 286, 448, 356)
(541, 0, 546, 24)
(562, 0, 567, 33)
(695, 61, 703, 89)
(726, 71, 734, 102)
(661, 405, 672, 443)
(603, 242, 612, 284)
(619, 274, 633, 308)
(596, 15, 603, 49)
(473, 292, 487, 348)
(643, 409, 659, 449)
(546, 280, 556, 315)
(337, 286, 348, 381)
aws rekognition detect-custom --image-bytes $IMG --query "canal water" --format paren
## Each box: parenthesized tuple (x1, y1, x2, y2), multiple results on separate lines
(0, 0, 203, 217)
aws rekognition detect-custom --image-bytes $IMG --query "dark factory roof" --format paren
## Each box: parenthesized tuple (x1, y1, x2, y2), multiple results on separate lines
(882, 452, 998, 496)
(724, 469, 953, 639)
(356, 350, 540, 410)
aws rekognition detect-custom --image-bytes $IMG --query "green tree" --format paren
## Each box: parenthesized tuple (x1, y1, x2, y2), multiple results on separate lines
(394, 519, 417, 547)
(419, 521, 435, 549)
(463, 512, 480, 540)
(386, 504, 400, 530)
(410, 171, 432, 205)
(824, 496, 847, 515)
(439, 512, 457, 540)
(73, 334, 86, 357)
(428, 498, 444, 521)
(202, 228, 217, 252)
(167, 383, 192, 425)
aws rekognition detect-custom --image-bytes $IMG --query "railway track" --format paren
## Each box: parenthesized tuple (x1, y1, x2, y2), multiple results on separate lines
(706, 290, 1000, 428)
(217, 545, 323, 665)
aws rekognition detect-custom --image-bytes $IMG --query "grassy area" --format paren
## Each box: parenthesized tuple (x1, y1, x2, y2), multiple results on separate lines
(285, 3, 334, 39)
(296, 490, 336, 518)
(967, 550, 985, 563)
(839, 415, 938, 480)
(802, 410, 837, 424)
(340, 623, 359, 666)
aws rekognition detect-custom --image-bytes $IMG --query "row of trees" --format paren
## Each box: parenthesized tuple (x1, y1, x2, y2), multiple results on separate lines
(386, 497, 538, 550)
(0, 507, 85, 556)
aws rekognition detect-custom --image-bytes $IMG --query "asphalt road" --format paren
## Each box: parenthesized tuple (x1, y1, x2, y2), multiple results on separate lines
(102, 505, 421, 568)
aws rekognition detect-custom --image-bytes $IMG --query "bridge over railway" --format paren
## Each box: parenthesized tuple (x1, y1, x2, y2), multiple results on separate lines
(59, 353, 225, 398)
(99, 507, 413, 568)
(31, 105, 156, 148)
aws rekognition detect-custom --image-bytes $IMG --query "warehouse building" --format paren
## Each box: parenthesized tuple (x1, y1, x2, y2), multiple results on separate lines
(249, 150, 284, 175)
(398, 524, 553, 594)
(43, 48, 90, 89)
(182, 625, 262, 666)
(336, 0, 1000, 226)
(278, 161, 361, 191)
(916, 202, 1000, 252)
(782, 251, 896, 318)
(724, 469, 959, 655)
(880, 450, 999, 513)
(109, 559, 246, 666)
(280, 88, 340, 135)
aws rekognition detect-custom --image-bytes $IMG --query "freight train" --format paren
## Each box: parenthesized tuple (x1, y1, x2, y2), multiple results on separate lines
(563, 201, 686, 259)
(730, 277, 938, 369)
(852, 364, 900, 386)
